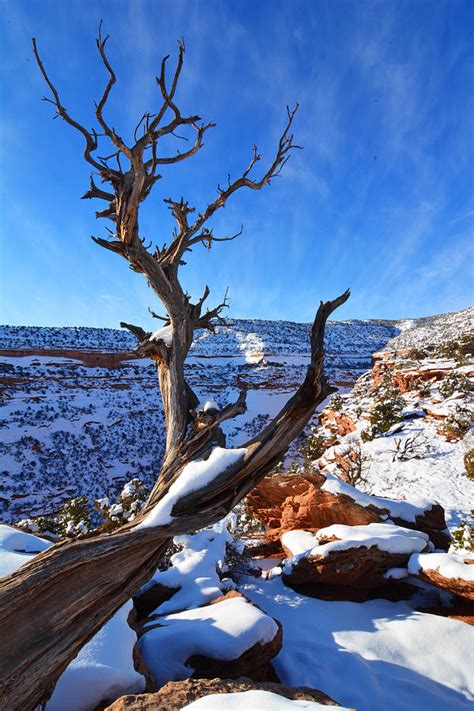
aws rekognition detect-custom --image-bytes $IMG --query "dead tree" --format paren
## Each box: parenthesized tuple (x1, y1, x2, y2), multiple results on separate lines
(0, 26, 349, 711)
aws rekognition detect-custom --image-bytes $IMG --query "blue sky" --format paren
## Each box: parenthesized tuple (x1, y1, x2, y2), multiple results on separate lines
(1, 0, 473, 328)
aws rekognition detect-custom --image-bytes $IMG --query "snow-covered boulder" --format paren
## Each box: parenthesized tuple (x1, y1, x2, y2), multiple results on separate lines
(281, 523, 430, 589)
(135, 591, 282, 689)
(104, 677, 344, 710)
(408, 552, 474, 601)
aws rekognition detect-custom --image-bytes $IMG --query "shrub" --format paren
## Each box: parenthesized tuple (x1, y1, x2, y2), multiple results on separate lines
(440, 408, 471, 440)
(360, 428, 375, 443)
(329, 394, 344, 412)
(97, 478, 148, 532)
(409, 378, 432, 397)
(406, 347, 428, 361)
(369, 375, 404, 435)
(439, 371, 469, 400)
(335, 440, 370, 488)
(230, 499, 265, 536)
(299, 425, 328, 465)
(390, 433, 430, 462)
(437, 333, 474, 364)
(464, 449, 474, 481)
(55, 496, 92, 537)
(451, 513, 474, 553)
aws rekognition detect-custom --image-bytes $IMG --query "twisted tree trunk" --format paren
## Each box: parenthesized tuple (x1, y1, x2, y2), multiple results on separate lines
(0, 28, 351, 710)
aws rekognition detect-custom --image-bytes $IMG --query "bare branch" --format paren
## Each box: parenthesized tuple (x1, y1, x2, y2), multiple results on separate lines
(187, 103, 301, 238)
(95, 21, 132, 160)
(144, 121, 215, 169)
(148, 307, 170, 323)
(187, 224, 243, 249)
(119, 321, 150, 342)
(81, 174, 115, 202)
(32, 38, 103, 172)
(194, 389, 247, 430)
(91, 235, 124, 255)
(192, 287, 230, 331)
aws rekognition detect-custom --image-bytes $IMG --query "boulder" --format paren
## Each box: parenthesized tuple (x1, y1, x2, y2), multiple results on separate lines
(246, 472, 381, 543)
(134, 591, 282, 690)
(281, 523, 430, 590)
(246, 471, 451, 550)
(408, 552, 474, 602)
(104, 677, 343, 710)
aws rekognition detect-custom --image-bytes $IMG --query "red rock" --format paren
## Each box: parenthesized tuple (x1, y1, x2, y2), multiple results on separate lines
(0, 348, 134, 369)
(246, 472, 381, 542)
(319, 408, 356, 436)
(281, 545, 412, 589)
(409, 554, 474, 602)
(246, 471, 451, 550)
(281, 523, 429, 590)
(104, 677, 343, 710)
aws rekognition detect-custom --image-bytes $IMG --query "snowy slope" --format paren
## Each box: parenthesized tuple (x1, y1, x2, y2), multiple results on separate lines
(0, 308, 471, 523)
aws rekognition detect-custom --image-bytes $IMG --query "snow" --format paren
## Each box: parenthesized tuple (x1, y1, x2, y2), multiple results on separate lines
(384, 567, 409, 580)
(408, 552, 474, 582)
(47, 602, 145, 711)
(0, 524, 51, 577)
(138, 595, 279, 688)
(281, 524, 429, 572)
(236, 331, 265, 363)
(281, 530, 318, 556)
(0, 318, 402, 522)
(151, 324, 173, 346)
(321, 471, 435, 523)
(142, 520, 234, 614)
(242, 577, 474, 711)
(136, 447, 246, 529)
(314, 523, 429, 553)
(199, 398, 220, 413)
(181, 690, 347, 710)
(351, 419, 474, 529)
(401, 406, 426, 419)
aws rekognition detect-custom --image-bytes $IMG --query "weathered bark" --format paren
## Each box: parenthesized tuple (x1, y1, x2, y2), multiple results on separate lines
(0, 291, 348, 711)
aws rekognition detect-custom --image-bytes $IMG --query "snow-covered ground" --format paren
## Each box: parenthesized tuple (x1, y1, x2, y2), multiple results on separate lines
(242, 576, 474, 711)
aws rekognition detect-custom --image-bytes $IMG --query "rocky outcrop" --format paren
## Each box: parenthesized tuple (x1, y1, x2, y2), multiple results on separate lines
(319, 408, 356, 436)
(247, 471, 451, 550)
(282, 545, 408, 589)
(0, 348, 134, 369)
(104, 677, 343, 710)
(186, 593, 282, 683)
(371, 350, 474, 394)
(246, 472, 381, 542)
